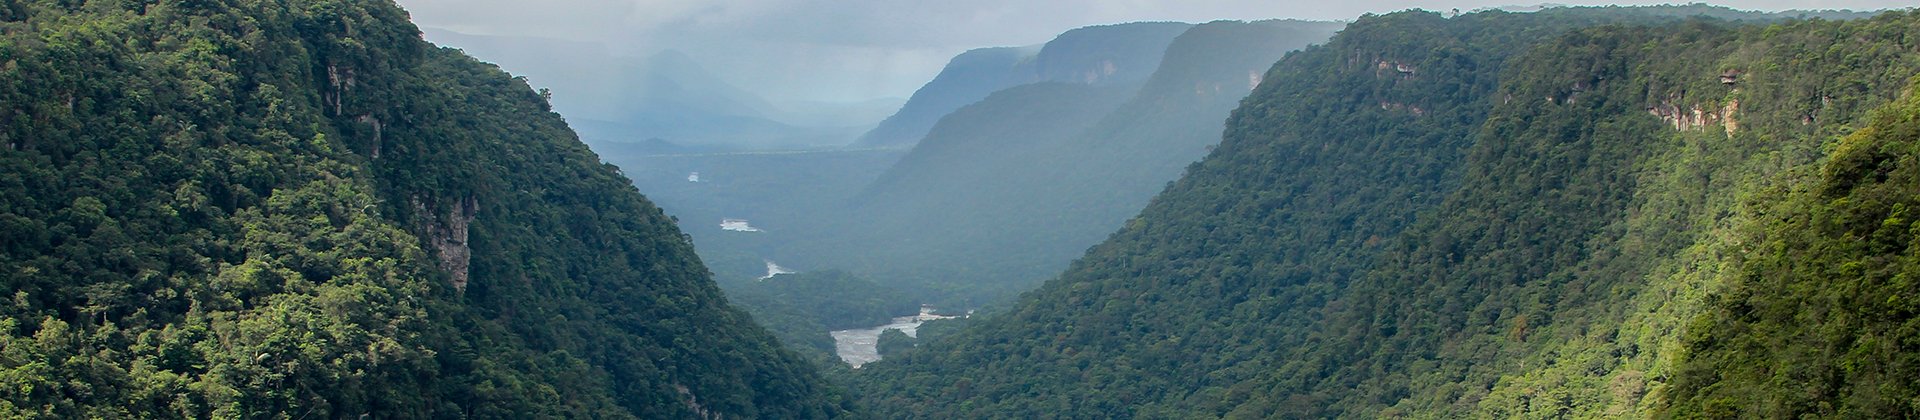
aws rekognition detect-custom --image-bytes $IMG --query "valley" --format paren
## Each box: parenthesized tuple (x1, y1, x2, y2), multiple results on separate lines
(6, 0, 1919, 418)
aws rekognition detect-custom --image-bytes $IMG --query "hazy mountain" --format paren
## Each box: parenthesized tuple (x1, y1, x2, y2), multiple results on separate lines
(853, 22, 1193, 148)
(634, 49, 784, 120)
(421, 31, 883, 150)
(1031, 21, 1194, 85)
(853, 46, 1041, 148)
(785, 20, 1339, 305)
(857, 7, 1920, 418)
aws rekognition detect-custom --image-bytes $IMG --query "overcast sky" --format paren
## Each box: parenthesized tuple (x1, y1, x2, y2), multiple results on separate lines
(393, 0, 1915, 103)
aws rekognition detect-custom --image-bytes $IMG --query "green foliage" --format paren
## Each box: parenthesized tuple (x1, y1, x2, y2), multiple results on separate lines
(1663, 83, 1920, 418)
(876, 329, 915, 359)
(725, 270, 919, 356)
(911, 317, 969, 346)
(858, 9, 1564, 417)
(856, 7, 1920, 419)
(0, 0, 850, 417)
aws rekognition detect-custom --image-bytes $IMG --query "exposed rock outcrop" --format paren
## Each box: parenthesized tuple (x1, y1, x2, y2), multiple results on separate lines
(415, 196, 478, 293)
(1647, 94, 1740, 135)
(1379, 101, 1427, 116)
(355, 114, 383, 158)
(674, 384, 720, 420)
(325, 64, 357, 116)
(1375, 59, 1418, 79)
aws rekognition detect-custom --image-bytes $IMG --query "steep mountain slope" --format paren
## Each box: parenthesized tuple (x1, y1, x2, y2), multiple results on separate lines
(0, 0, 850, 418)
(857, 7, 1916, 418)
(852, 22, 1192, 148)
(1263, 13, 1917, 418)
(1664, 83, 1920, 418)
(791, 20, 1339, 305)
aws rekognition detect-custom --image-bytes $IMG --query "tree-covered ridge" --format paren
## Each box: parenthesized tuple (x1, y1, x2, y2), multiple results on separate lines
(856, 7, 1920, 419)
(1664, 82, 1920, 418)
(1282, 11, 1920, 418)
(0, 0, 849, 418)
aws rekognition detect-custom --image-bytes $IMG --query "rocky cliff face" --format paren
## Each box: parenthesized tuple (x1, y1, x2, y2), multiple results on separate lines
(417, 196, 478, 292)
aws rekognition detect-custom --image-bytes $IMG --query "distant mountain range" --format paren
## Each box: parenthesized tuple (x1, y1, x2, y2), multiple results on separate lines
(781, 20, 1342, 304)
(422, 28, 902, 150)
(852, 22, 1194, 148)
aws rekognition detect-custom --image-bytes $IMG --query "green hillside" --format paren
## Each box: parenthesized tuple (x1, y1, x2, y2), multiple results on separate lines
(856, 7, 1919, 418)
(0, 0, 849, 418)
(1665, 75, 1920, 418)
(8, 1, 1918, 418)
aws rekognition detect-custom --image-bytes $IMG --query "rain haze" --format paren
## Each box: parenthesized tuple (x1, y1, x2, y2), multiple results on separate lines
(395, 0, 1912, 105)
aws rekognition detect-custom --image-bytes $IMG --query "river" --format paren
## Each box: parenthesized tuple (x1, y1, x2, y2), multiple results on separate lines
(829, 307, 963, 368)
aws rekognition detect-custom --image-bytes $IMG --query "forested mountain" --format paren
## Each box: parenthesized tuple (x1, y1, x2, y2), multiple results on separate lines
(787, 20, 1339, 305)
(858, 6, 1920, 418)
(12, 0, 1915, 418)
(1664, 70, 1920, 417)
(852, 22, 1191, 148)
(0, 0, 850, 418)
